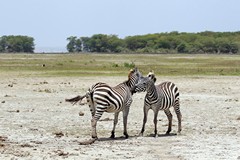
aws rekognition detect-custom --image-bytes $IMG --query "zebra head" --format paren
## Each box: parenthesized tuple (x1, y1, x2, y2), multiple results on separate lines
(133, 71, 156, 92)
(147, 71, 157, 82)
(127, 68, 143, 92)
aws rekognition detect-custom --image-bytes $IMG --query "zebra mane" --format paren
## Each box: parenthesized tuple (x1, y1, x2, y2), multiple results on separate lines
(125, 67, 141, 89)
(128, 68, 136, 79)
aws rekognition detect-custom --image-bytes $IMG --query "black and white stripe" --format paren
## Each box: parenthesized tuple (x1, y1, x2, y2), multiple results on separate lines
(67, 68, 142, 139)
(134, 72, 182, 137)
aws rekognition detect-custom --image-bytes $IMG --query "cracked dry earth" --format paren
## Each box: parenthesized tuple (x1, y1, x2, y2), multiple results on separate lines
(0, 76, 240, 160)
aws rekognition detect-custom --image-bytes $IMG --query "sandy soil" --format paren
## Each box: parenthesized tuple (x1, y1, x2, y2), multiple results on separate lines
(0, 75, 240, 160)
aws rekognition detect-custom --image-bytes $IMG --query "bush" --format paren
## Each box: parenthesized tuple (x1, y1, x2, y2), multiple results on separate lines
(123, 62, 135, 68)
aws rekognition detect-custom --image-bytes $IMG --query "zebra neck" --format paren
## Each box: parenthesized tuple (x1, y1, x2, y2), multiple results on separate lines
(146, 82, 158, 99)
(126, 78, 135, 90)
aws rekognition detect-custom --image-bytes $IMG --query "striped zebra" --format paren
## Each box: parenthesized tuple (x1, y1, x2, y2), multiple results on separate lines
(66, 68, 143, 140)
(133, 71, 182, 137)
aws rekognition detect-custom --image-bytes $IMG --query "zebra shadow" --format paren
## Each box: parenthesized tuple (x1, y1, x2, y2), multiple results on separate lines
(145, 133, 177, 137)
(98, 133, 177, 141)
(98, 135, 137, 142)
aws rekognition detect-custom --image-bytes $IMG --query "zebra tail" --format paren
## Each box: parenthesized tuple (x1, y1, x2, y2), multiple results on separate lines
(65, 93, 88, 105)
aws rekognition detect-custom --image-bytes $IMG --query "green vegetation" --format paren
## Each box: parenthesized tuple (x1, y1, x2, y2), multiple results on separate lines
(0, 53, 239, 77)
(2, 31, 240, 54)
(0, 35, 34, 53)
(66, 31, 240, 54)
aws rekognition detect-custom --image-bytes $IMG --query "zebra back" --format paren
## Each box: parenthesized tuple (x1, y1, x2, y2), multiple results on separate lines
(156, 81, 179, 108)
(88, 68, 142, 114)
(148, 71, 179, 103)
(134, 72, 179, 109)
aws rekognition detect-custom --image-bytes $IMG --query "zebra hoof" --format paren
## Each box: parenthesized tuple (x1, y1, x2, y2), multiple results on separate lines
(92, 136, 98, 140)
(124, 133, 129, 139)
(110, 131, 115, 139)
(110, 135, 115, 139)
(110, 134, 115, 139)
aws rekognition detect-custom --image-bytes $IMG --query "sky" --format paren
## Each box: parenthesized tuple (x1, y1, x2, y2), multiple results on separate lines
(0, 0, 239, 52)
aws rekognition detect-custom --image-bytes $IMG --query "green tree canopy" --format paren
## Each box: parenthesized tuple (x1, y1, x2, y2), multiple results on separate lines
(66, 31, 240, 54)
(0, 35, 34, 53)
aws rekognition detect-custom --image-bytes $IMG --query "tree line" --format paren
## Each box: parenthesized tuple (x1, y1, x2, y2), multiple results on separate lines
(66, 31, 240, 54)
(0, 35, 34, 53)
(1, 32, 240, 54)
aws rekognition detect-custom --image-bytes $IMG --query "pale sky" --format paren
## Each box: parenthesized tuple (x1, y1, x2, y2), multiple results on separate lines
(0, 0, 239, 52)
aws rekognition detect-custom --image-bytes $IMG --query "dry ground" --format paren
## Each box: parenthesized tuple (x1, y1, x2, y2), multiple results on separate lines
(0, 75, 240, 160)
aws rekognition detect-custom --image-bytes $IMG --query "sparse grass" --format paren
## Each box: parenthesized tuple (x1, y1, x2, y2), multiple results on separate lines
(0, 53, 239, 77)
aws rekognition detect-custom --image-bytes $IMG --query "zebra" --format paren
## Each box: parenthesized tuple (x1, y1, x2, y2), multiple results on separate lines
(66, 68, 143, 140)
(133, 71, 182, 137)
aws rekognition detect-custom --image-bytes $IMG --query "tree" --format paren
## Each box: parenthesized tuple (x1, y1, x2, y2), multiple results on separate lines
(125, 36, 147, 51)
(106, 35, 124, 53)
(0, 36, 7, 52)
(67, 31, 240, 54)
(66, 36, 77, 52)
(80, 34, 124, 53)
(75, 38, 82, 52)
(0, 35, 34, 53)
(81, 37, 91, 52)
(177, 42, 188, 53)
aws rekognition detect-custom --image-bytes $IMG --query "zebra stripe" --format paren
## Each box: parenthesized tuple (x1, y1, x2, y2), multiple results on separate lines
(134, 72, 182, 137)
(84, 68, 142, 139)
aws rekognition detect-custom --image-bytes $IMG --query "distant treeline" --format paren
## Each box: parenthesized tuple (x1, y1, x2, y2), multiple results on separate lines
(0, 35, 35, 53)
(1, 32, 240, 54)
(67, 31, 240, 54)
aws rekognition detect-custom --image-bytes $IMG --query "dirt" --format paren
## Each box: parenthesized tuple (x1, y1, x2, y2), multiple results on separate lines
(0, 75, 239, 159)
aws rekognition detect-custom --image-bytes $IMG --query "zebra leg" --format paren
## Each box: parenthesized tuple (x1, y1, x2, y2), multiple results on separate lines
(153, 109, 160, 137)
(87, 96, 95, 117)
(164, 109, 173, 134)
(110, 112, 120, 139)
(122, 106, 130, 138)
(91, 118, 98, 139)
(91, 107, 105, 139)
(139, 105, 150, 137)
(174, 102, 182, 133)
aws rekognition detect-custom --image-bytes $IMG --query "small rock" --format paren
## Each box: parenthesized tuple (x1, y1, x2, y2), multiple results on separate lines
(54, 131, 64, 138)
(1, 101, 5, 103)
(0, 143, 5, 147)
(79, 111, 84, 116)
(0, 136, 8, 142)
(237, 117, 240, 120)
(56, 150, 69, 156)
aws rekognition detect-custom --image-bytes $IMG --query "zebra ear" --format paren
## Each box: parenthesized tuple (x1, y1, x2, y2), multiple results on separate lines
(153, 77, 157, 82)
(128, 68, 134, 79)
